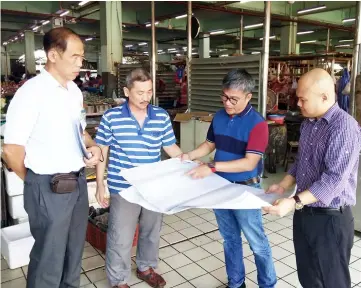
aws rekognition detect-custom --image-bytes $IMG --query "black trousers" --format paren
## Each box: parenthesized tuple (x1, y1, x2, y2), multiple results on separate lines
(293, 207, 354, 288)
(24, 169, 89, 288)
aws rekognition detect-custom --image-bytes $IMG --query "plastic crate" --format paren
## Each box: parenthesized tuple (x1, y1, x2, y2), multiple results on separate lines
(86, 220, 139, 254)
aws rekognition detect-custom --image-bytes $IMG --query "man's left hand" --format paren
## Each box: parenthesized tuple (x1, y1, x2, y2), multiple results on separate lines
(84, 146, 101, 168)
(187, 164, 213, 179)
(262, 198, 295, 217)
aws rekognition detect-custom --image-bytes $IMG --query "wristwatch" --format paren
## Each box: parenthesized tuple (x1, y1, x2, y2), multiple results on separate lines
(207, 161, 217, 173)
(293, 195, 304, 210)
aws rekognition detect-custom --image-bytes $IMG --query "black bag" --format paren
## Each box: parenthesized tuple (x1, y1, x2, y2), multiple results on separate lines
(50, 173, 78, 194)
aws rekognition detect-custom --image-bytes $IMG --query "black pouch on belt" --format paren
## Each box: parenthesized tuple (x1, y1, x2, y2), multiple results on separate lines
(50, 173, 79, 194)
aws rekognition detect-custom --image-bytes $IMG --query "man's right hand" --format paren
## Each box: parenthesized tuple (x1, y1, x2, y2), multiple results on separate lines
(180, 153, 191, 162)
(266, 184, 286, 195)
(96, 183, 109, 208)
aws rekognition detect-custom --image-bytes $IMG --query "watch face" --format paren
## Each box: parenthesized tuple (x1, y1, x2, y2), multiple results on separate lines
(295, 202, 304, 210)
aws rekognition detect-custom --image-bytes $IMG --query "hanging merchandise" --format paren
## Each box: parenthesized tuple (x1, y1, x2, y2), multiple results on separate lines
(337, 68, 350, 112)
(175, 65, 185, 84)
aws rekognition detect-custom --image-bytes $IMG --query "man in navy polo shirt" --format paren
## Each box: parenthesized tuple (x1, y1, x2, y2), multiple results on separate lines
(95, 68, 183, 288)
(182, 69, 276, 288)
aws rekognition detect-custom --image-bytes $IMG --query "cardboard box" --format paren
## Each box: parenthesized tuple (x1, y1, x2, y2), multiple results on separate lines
(173, 112, 215, 162)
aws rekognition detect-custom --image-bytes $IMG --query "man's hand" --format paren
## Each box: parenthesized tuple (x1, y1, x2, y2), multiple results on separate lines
(96, 183, 109, 208)
(84, 146, 102, 168)
(187, 164, 213, 179)
(266, 184, 286, 195)
(179, 153, 191, 162)
(263, 198, 295, 217)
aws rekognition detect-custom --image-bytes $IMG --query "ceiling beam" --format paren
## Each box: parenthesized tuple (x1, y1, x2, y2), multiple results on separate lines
(169, 1, 354, 32)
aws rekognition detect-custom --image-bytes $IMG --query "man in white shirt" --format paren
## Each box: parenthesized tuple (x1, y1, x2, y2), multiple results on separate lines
(3, 27, 101, 288)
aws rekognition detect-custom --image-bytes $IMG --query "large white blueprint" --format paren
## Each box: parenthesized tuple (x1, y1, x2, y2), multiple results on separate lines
(119, 158, 283, 214)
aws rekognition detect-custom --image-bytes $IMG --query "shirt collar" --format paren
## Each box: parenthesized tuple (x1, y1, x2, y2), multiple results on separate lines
(121, 100, 156, 119)
(228, 103, 252, 118)
(41, 68, 70, 89)
(308, 103, 339, 124)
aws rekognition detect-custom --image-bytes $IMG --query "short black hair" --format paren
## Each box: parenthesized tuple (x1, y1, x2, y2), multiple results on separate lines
(222, 68, 255, 94)
(43, 27, 81, 55)
(125, 68, 152, 89)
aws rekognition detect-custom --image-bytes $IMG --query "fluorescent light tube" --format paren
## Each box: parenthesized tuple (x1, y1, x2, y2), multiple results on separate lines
(210, 30, 225, 35)
(297, 30, 314, 35)
(300, 40, 317, 44)
(60, 10, 70, 17)
(297, 5, 326, 14)
(244, 23, 263, 29)
(79, 0, 90, 6)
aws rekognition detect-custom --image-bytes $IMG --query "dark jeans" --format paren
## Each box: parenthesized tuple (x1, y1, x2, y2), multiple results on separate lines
(24, 169, 88, 288)
(293, 207, 354, 288)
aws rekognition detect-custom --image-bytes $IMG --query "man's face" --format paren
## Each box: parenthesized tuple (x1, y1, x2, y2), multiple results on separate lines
(221, 88, 252, 116)
(124, 80, 153, 110)
(50, 36, 84, 82)
(296, 80, 324, 118)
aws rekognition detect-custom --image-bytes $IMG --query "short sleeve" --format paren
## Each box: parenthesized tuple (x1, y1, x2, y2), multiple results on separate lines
(95, 115, 113, 146)
(206, 120, 215, 143)
(246, 121, 269, 155)
(4, 85, 39, 146)
(162, 115, 176, 147)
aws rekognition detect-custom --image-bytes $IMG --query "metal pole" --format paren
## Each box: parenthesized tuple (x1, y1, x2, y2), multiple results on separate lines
(326, 28, 330, 53)
(261, 1, 271, 118)
(239, 15, 243, 55)
(151, 0, 156, 105)
(350, 1, 361, 117)
(187, 1, 192, 111)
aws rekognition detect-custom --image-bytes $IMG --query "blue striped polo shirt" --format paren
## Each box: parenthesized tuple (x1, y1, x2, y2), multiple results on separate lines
(95, 101, 176, 194)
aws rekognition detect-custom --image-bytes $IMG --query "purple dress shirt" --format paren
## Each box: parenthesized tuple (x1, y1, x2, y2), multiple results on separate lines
(289, 104, 361, 208)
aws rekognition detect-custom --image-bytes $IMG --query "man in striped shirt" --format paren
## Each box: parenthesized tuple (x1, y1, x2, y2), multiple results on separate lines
(95, 69, 182, 288)
(265, 68, 361, 288)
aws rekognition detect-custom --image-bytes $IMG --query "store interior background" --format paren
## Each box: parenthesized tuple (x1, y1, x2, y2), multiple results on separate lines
(1, 1, 361, 288)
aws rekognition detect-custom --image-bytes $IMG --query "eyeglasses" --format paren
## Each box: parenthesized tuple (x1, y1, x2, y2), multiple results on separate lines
(220, 94, 240, 105)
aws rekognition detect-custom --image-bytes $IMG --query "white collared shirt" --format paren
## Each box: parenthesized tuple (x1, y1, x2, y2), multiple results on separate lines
(4, 69, 86, 174)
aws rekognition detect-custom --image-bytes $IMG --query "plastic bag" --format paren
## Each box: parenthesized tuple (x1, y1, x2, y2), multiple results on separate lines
(342, 82, 351, 95)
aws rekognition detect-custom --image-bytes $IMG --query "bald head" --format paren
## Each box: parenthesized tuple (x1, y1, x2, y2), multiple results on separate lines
(296, 68, 336, 118)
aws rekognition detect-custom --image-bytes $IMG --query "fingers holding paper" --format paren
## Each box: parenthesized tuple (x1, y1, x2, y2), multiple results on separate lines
(262, 197, 295, 217)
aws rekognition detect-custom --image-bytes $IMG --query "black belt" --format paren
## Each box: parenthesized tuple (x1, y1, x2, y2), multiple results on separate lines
(233, 177, 260, 186)
(297, 205, 350, 215)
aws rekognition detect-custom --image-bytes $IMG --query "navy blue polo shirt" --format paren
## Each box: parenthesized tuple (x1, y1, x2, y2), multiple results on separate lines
(206, 104, 269, 182)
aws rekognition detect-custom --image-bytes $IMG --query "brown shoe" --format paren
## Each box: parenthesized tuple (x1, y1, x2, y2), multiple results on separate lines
(112, 285, 130, 288)
(137, 268, 166, 288)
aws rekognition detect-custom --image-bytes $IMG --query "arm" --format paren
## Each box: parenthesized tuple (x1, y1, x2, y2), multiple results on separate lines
(163, 144, 182, 158)
(96, 145, 109, 185)
(2, 145, 27, 180)
(84, 131, 97, 147)
(3, 85, 38, 180)
(162, 114, 183, 157)
(215, 121, 268, 173)
(307, 129, 360, 206)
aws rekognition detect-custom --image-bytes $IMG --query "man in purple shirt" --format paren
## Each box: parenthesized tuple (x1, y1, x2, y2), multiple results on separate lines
(264, 68, 361, 288)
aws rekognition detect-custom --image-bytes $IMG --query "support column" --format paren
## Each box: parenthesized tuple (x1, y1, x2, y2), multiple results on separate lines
(97, 51, 102, 74)
(1, 46, 11, 79)
(239, 15, 244, 55)
(24, 31, 36, 76)
(199, 34, 210, 58)
(100, 1, 123, 97)
(261, 1, 271, 118)
(280, 22, 297, 56)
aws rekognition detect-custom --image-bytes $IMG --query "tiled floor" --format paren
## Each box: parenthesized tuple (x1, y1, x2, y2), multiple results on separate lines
(2, 209, 361, 288)
(2, 171, 361, 287)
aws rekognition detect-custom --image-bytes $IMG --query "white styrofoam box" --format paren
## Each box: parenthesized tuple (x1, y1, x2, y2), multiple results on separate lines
(87, 180, 109, 206)
(1, 222, 35, 269)
(4, 166, 24, 196)
(7, 194, 28, 219)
